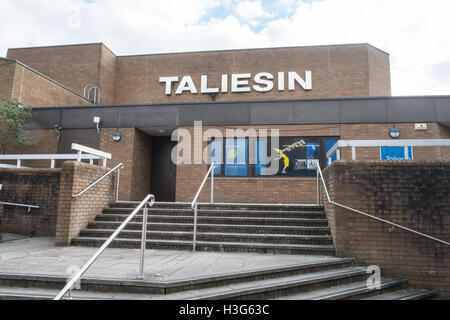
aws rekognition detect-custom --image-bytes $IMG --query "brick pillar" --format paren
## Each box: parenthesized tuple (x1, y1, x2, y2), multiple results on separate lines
(55, 161, 115, 246)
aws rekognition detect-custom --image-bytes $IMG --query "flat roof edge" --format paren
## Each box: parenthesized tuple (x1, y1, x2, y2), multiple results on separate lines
(27, 94, 450, 111)
(5, 42, 389, 59)
(117, 43, 389, 58)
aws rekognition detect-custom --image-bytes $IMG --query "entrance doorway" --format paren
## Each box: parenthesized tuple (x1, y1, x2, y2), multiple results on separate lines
(150, 137, 177, 202)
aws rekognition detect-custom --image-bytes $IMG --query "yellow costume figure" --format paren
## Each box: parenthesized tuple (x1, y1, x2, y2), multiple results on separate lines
(274, 148, 289, 174)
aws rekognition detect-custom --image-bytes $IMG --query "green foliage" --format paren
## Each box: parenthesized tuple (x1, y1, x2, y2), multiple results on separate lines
(0, 96, 33, 154)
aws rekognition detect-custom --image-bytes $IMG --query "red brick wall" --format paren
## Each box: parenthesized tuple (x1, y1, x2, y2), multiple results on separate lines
(175, 124, 338, 203)
(0, 168, 61, 236)
(98, 45, 117, 105)
(100, 128, 134, 200)
(322, 161, 450, 299)
(114, 44, 390, 104)
(368, 45, 392, 96)
(7, 43, 391, 106)
(100, 128, 152, 201)
(175, 123, 449, 204)
(0, 59, 92, 107)
(11, 63, 92, 107)
(0, 60, 15, 98)
(8, 44, 102, 99)
(7, 44, 117, 105)
(177, 167, 318, 204)
(55, 162, 115, 246)
(131, 129, 152, 200)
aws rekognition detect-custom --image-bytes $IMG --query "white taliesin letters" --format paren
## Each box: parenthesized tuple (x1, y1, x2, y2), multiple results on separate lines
(160, 71, 312, 95)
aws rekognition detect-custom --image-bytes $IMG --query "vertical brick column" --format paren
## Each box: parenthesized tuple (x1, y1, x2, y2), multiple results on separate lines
(100, 128, 152, 201)
(55, 161, 115, 246)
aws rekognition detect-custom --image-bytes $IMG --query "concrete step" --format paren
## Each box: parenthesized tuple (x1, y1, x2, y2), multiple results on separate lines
(71, 237, 336, 255)
(94, 214, 330, 227)
(87, 221, 332, 236)
(0, 258, 355, 296)
(110, 202, 324, 212)
(102, 207, 327, 219)
(166, 267, 369, 300)
(364, 289, 437, 300)
(273, 278, 408, 300)
(78, 229, 334, 246)
(0, 266, 367, 300)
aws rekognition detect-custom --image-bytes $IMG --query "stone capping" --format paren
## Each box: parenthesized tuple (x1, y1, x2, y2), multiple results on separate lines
(325, 159, 450, 167)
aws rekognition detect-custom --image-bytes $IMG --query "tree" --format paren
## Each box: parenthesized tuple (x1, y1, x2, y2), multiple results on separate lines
(0, 96, 33, 154)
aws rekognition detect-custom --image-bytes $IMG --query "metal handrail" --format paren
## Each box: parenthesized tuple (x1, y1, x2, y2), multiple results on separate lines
(316, 165, 450, 246)
(2, 202, 39, 214)
(54, 194, 156, 300)
(72, 163, 124, 200)
(191, 163, 216, 251)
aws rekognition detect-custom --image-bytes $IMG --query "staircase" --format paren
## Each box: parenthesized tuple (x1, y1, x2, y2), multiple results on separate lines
(72, 202, 336, 255)
(0, 201, 433, 300)
(0, 257, 436, 300)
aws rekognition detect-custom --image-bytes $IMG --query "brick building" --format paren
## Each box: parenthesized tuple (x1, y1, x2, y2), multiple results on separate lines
(1, 42, 450, 203)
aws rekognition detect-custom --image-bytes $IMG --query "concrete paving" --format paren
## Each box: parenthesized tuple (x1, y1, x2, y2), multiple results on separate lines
(0, 234, 338, 281)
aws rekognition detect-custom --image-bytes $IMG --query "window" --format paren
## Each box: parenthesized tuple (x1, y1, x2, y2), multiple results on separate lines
(255, 138, 267, 176)
(209, 136, 338, 177)
(210, 138, 223, 175)
(326, 139, 338, 166)
(225, 138, 248, 176)
(273, 137, 320, 176)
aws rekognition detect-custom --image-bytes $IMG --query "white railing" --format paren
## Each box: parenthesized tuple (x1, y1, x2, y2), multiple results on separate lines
(72, 143, 111, 168)
(327, 139, 450, 162)
(0, 154, 100, 169)
(0, 144, 112, 169)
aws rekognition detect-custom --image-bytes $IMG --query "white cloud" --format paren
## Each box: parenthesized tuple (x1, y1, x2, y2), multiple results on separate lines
(0, 0, 449, 96)
(236, 0, 272, 26)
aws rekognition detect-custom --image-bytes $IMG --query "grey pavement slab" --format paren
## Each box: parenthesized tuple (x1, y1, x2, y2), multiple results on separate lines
(0, 235, 338, 281)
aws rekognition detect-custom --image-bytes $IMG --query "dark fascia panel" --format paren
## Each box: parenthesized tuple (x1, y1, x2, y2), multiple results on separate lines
(28, 96, 450, 130)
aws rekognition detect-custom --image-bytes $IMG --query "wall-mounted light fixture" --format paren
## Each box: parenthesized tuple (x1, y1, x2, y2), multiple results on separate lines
(112, 131, 122, 142)
(54, 124, 62, 141)
(389, 127, 400, 139)
(93, 116, 101, 134)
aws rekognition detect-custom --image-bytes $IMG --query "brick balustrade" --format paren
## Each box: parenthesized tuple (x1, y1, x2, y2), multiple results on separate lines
(55, 161, 115, 246)
(322, 160, 450, 299)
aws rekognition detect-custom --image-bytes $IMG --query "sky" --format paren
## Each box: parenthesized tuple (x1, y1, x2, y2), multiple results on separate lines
(0, 0, 449, 96)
